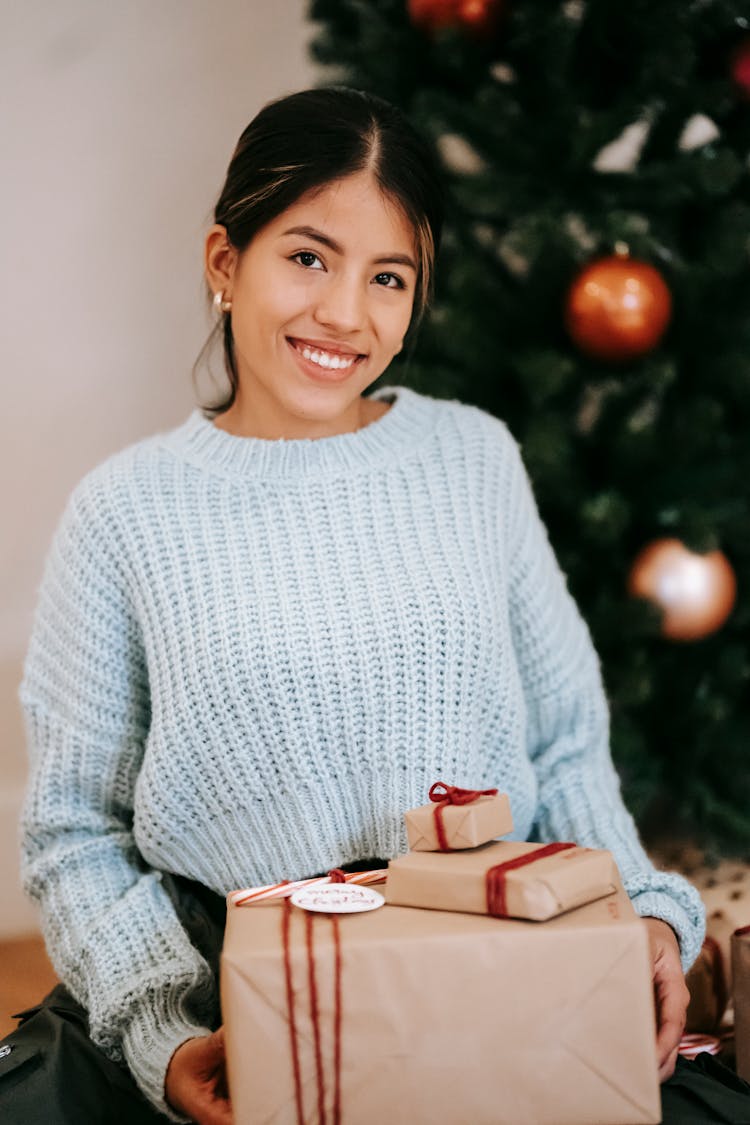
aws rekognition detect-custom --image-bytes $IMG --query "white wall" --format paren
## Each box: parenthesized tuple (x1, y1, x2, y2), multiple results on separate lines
(1, 0, 318, 936)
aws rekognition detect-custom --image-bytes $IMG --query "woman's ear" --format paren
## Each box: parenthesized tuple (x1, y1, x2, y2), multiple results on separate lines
(205, 224, 238, 299)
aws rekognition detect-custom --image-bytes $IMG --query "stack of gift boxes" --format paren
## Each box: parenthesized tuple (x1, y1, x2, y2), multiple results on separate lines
(221, 784, 662, 1124)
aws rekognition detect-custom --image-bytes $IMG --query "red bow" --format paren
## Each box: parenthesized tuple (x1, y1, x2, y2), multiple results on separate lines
(428, 782, 498, 807)
(427, 781, 499, 850)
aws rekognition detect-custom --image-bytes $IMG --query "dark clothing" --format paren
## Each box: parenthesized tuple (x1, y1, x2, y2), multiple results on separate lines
(664, 1053, 750, 1124)
(0, 874, 224, 1125)
(2, 871, 750, 1124)
(0, 984, 170, 1124)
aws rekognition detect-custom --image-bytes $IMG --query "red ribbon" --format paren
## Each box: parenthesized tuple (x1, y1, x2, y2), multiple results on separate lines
(427, 781, 499, 851)
(282, 872, 345, 1125)
(485, 842, 577, 917)
(281, 899, 304, 1124)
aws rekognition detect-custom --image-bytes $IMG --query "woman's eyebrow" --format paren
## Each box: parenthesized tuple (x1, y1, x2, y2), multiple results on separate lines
(281, 225, 417, 271)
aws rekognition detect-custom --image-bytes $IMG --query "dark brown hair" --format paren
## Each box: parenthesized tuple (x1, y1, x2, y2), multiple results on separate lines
(196, 86, 445, 414)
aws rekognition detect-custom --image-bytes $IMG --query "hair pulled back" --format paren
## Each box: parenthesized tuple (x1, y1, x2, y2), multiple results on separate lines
(202, 86, 445, 414)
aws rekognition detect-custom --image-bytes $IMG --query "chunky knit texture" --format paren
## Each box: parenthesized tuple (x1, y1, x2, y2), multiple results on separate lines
(20, 384, 705, 1118)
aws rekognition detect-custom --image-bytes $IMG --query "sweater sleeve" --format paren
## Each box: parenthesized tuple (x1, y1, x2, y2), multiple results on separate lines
(19, 478, 215, 1120)
(503, 433, 705, 972)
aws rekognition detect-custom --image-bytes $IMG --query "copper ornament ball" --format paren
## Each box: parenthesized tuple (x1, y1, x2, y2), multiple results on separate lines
(730, 36, 750, 100)
(628, 538, 737, 642)
(407, 0, 507, 38)
(564, 255, 672, 363)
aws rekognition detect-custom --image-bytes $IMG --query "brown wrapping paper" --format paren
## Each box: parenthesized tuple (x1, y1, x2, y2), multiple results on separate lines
(404, 791, 513, 851)
(732, 926, 750, 1081)
(685, 937, 729, 1033)
(690, 863, 750, 997)
(221, 881, 659, 1125)
(704, 903, 750, 998)
(386, 839, 618, 921)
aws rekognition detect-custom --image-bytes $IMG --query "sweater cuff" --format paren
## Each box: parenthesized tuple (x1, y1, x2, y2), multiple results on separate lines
(630, 889, 705, 974)
(121, 1000, 213, 1122)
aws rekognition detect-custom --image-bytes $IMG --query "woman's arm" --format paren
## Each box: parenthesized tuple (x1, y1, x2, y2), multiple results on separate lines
(20, 476, 216, 1121)
(502, 431, 705, 974)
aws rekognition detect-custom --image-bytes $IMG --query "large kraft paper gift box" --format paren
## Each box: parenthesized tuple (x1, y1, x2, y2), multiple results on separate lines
(221, 881, 660, 1124)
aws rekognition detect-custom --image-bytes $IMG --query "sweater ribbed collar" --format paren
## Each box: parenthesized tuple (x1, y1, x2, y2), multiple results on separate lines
(164, 385, 436, 480)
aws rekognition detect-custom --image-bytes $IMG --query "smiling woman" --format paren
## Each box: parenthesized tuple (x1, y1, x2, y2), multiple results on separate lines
(5, 85, 726, 1125)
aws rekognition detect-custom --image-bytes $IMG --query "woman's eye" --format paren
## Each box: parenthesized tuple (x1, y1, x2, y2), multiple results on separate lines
(292, 251, 323, 269)
(375, 272, 406, 290)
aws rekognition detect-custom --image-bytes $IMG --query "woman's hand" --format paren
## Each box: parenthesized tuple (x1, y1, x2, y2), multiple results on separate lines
(643, 917, 690, 1082)
(165, 1028, 233, 1125)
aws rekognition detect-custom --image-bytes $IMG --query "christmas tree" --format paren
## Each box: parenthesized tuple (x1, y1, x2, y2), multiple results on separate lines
(307, 0, 750, 854)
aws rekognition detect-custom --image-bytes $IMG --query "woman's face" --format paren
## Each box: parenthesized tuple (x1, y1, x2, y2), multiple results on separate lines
(205, 170, 418, 439)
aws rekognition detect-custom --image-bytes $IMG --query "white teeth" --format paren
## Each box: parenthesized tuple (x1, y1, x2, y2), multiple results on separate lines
(297, 342, 356, 370)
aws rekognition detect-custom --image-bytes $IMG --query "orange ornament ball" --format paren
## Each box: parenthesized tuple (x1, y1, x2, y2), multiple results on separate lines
(730, 36, 750, 100)
(627, 538, 737, 642)
(408, 0, 507, 38)
(564, 254, 672, 363)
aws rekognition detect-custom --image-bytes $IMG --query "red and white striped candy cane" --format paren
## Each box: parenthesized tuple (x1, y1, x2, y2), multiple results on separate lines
(229, 868, 388, 907)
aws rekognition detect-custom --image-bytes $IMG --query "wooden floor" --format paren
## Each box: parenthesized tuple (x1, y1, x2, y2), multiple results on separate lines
(0, 934, 58, 1038)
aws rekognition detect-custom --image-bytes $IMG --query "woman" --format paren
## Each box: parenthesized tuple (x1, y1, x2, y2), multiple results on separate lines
(3, 85, 745, 1125)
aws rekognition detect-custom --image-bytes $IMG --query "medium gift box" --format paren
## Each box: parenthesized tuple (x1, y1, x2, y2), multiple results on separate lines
(732, 926, 750, 1082)
(221, 878, 660, 1125)
(386, 838, 617, 921)
(404, 782, 513, 851)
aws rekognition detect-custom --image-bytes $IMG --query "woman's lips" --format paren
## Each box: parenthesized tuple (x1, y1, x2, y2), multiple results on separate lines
(286, 337, 365, 383)
(288, 336, 363, 358)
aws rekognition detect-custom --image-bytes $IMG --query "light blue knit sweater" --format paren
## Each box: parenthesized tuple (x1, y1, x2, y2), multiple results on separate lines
(20, 384, 705, 1118)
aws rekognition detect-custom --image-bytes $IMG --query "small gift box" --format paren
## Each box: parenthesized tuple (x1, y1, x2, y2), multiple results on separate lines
(386, 839, 618, 921)
(221, 877, 660, 1124)
(732, 926, 750, 1082)
(404, 782, 513, 851)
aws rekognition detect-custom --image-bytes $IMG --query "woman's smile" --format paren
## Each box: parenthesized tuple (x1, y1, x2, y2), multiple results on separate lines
(286, 336, 366, 382)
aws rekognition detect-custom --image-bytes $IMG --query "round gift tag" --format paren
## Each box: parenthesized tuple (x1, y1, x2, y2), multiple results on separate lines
(290, 883, 385, 914)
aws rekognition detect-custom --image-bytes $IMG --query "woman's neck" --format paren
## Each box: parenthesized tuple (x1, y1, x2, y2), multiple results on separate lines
(212, 391, 391, 441)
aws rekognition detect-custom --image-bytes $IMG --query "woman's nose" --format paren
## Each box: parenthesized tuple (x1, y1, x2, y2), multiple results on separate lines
(313, 273, 366, 333)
